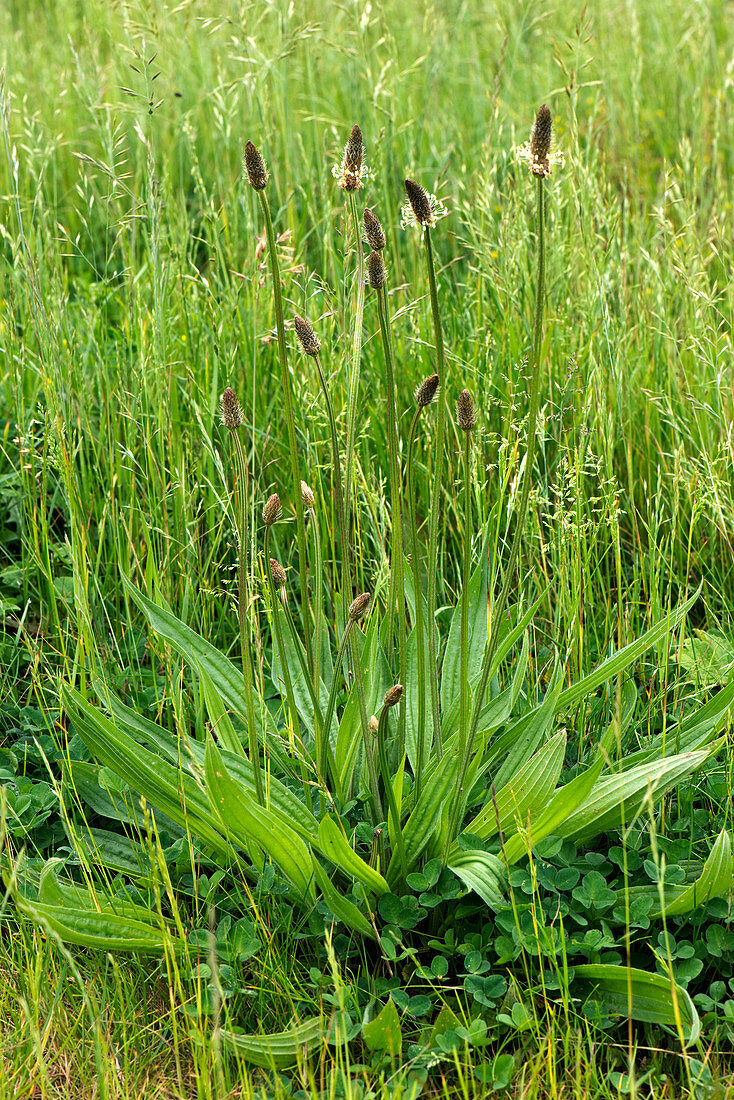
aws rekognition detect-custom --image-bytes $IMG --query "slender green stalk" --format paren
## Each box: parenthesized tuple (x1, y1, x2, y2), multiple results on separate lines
(313, 350, 347, 605)
(459, 426, 473, 760)
(406, 406, 427, 796)
(376, 697, 408, 878)
(423, 227, 446, 760)
(342, 190, 366, 607)
(447, 176, 546, 845)
(348, 629, 383, 823)
(319, 621, 354, 782)
(230, 430, 263, 805)
(375, 283, 407, 757)
(258, 192, 312, 669)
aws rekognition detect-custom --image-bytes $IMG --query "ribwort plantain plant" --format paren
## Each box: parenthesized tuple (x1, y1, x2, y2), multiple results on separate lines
(12, 108, 734, 1062)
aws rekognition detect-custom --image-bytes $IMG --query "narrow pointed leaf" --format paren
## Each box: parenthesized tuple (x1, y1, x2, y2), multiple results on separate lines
(574, 964, 700, 1045)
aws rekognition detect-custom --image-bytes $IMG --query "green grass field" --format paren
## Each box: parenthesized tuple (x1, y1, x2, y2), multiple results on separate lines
(2, 1, 734, 1096)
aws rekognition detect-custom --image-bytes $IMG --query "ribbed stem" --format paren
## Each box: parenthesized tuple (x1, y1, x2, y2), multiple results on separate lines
(231, 431, 263, 805)
(313, 351, 347, 606)
(405, 408, 428, 796)
(459, 427, 473, 762)
(377, 704, 408, 878)
(319, 622, 352, 785)
(424, 228, 446, 760)
(376, 285, 407, 759)
(348, 629, 383, 823)
(342, 191, 366, 612)
(448, 176, 546, 845)
(258, 192, 311, 670)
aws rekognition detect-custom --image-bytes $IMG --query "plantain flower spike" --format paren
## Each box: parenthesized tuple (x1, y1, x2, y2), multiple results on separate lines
(416, 373, 440, 407)
(515, 104, 564, 178)
(270, 558, 287, 588)
(383, 684, 404, 709)
(332, 124, 369, 192)
(301, 481, 315, 510)
(263, 493, 282, 526)
(456, 389, 476, 432)
(243, 141, 269, 190)
(293, 314, 320, 357)
(348, 592, 371, 621)
(401, 177, 448, 230)
(220, 387, 244, 430)
(363, 208, 386, 251)
(367, 250, 387, 290)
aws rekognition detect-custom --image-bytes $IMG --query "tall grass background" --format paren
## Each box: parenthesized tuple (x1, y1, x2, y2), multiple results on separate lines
(1, 0, 733, 1095)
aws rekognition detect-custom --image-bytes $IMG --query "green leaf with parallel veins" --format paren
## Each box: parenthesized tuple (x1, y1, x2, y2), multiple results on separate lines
(441, 554, 488, 715)
(574, 964, 700, 1045)
(467, 730, 566, 842)
(316, 816, 389, 896)
(17, 896, 169, 953)
(220, 1017, 325, 1067)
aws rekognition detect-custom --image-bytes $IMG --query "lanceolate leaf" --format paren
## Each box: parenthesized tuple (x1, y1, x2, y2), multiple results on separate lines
(448, 850, 506, 909)
(619, 829, 734, 920)
(441, 553, 488, 715)
(16, 897, 169, 954)
(622, 679, 734, 768)
(574, 964, 700, 1045)
(204, 739, 316, 903)
(557, 748, 712, 843)
(316, 816, 389, 896)
(220, 1016, 325, 1067)
(311, 859, 377, 940)
(387, 751, 459, 886)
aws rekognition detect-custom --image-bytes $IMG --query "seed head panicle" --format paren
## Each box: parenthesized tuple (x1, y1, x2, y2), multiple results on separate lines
(220, 387, 244, 430)
(332, 124, 369, 192)
(456, 389, 476, 431)
(348, 592, 371, 621)
(515, 104, 564, 178)
(401, 178, 448, 230)
(367, 250, 387, 290)
(383, 684, 404, 709)
(293, 314, 320, 357)
(263, 493, 282, 526)
(363, 208, 386, 251)
(301, 481, 315, 509)
(269, 559, 287, 588)
(243, 141, 268, 190)
(416, 373, 440, 407)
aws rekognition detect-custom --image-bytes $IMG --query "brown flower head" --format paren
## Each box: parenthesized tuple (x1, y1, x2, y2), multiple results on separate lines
(263, 493, 282, 526)
(456, 389, 476, 431)
(270, 559, 287, 588)
(383, 684, 404, 709)
(363, 208, 386, 251)
(293, 314, 320, 357)
(515, 104, 564, 178)
(415, 373, 440, 407)
(332, 124, 369, 191)
(401, 178, 448, 230)
(348, 592, 371, 621)
(367, 250, 387, 290)
(243, 141, 268, 190)
(220, 387, 244, 430)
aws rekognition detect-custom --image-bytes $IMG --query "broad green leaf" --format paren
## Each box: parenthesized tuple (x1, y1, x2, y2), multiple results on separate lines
(17, 897, 169, 953)
(98, 685, 314, 838)
(448, 850, 506, 909)
(557, 587, 700, 711)
(362, 998, 402, 1055)
(502, 754, 605, 864)
(63, 759, 183, 836)
(316, 816, 389, 896)
(440, 555, 488, 715)
(71, 826, 152, 877)
(467, 730, 567, 842)
(622, 679, 734, 768)
(574, 964, 700, 1045)
(65, 688, 230, 856)
(205, 739, 315, 903)
(335, 615, 391, 795)
(620, 829, 733, 920)
(198, 667, 244, 755)
(220, 1016, 324, 1067)
(311, 859, 377, 940)
(557, 748, 712, 843)
(270, 603, 326, 730)
(491, 686, 560, 790)
(387, 751, 459, 886)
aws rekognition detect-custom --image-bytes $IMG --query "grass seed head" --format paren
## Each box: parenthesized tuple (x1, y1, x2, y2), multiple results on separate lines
(348, 592, 371, 621)
(294, 314, 320, 357)
(367, 250, 387, 289)
(456, 389, 476, 431)
(220, 387, 244, 430)
(270, 558, 287, 588)
(383, 684, 404, 708)
(243, 141, 268, 190)
(363, 207, 386, 251)
(263, 493, 282, 526)
(416, 373, 440, 407)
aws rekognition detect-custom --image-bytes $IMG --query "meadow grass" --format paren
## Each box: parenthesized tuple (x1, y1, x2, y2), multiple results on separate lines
(1, 0, 734, 1095)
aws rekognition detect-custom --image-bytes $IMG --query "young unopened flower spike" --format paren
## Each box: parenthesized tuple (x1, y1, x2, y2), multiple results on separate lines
(515, 104, 565, 178)
(293, 314, 320, 357)
(367, 250, 387, 290)
(332, 124, 369, 192)
(270, 559, 287, 588)
(416, 373, 440, 407)
(221, 387, 244, 430)
(401, 178, 448, 230)
(456, 389, 476, 432)
(301, 481, 315, 509)
(243, 141, 268, 190)
(363, 208, 386, 251)
(383, 684, 404, 709)
(348, 592, 371, 621)
(263, 493, 282, 526)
